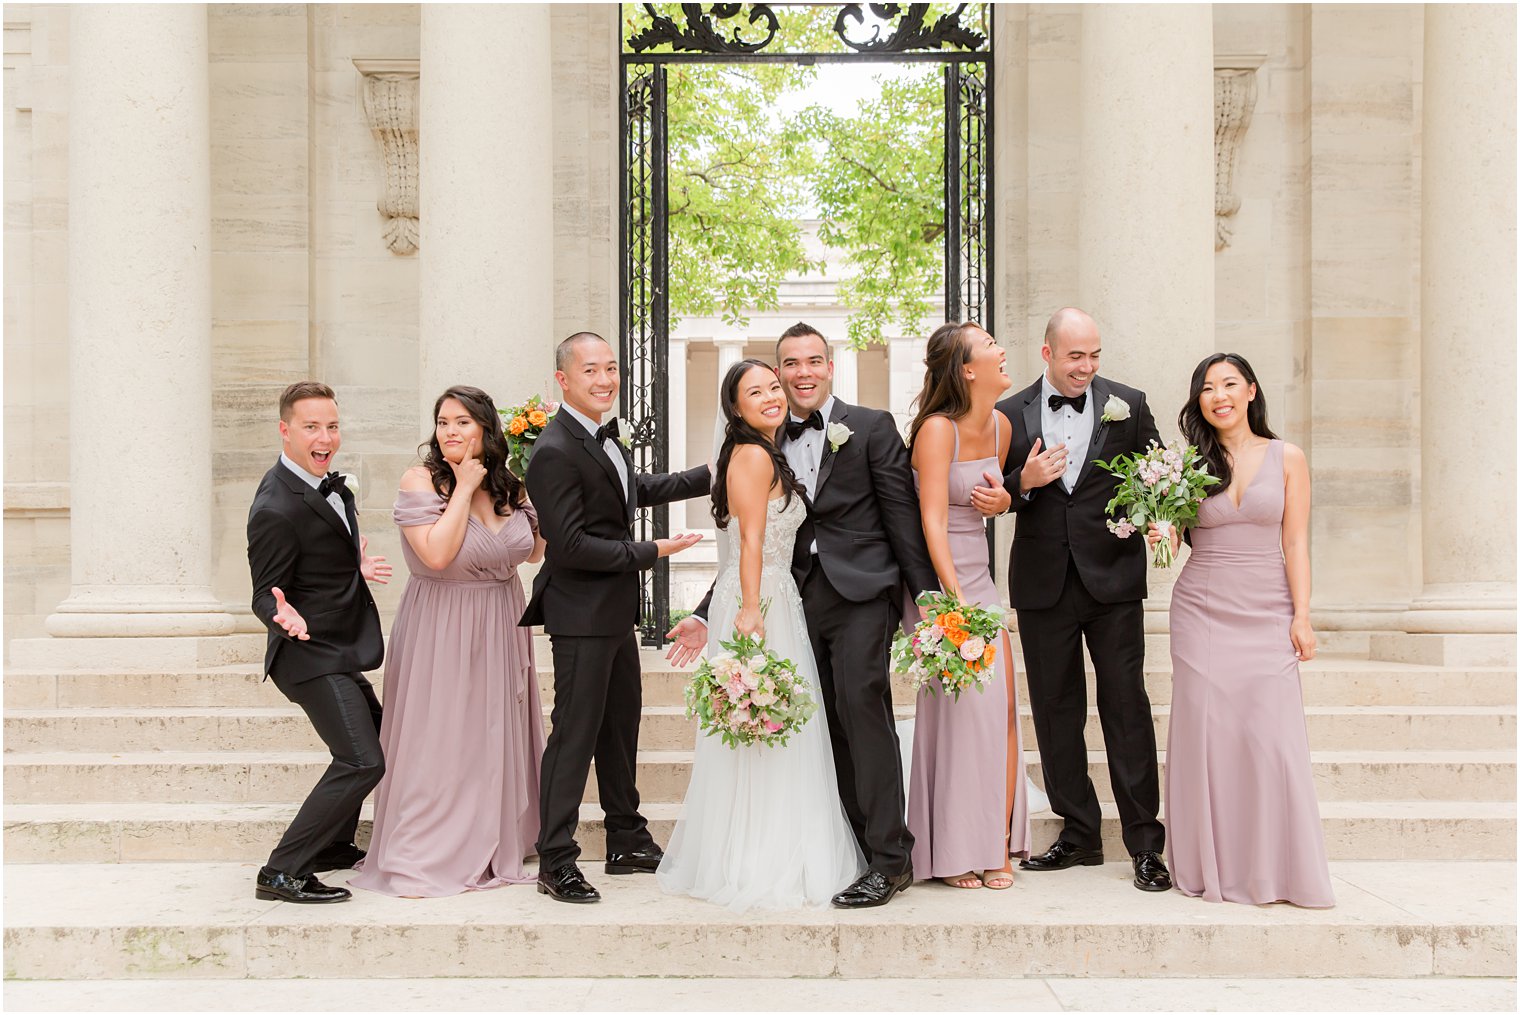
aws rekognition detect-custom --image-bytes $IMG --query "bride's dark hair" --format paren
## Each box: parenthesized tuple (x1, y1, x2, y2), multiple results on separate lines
(710, 358, 805, 529)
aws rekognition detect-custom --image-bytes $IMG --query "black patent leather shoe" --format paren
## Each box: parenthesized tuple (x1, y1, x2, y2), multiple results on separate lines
(604, 846, 664, 875)
(537, 863, 601, 904)
(831, 869, 912, 909)
(1019, 840, 1105, 871)
(310, 842, 366, 871)
(255, 867, 351, 904)
(1132, 851, 1172, 892)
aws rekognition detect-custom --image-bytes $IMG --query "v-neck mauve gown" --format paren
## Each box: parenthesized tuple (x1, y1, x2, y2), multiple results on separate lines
(1165, 440, 1334, 907)
(350, 489, 545, 897)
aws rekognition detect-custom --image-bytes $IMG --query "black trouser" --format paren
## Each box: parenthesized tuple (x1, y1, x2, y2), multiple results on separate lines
(536, 630, 654, 873)
(267, 671, 385, 877)
(1016, 558, 1164, 856)
(802, 565, 913, 878)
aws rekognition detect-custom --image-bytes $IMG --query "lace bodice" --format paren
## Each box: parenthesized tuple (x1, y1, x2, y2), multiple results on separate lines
(711, 495, 805, 610)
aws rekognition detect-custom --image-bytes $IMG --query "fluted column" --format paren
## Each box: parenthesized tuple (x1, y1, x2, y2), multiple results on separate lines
(888, 336, 927, 435)
(832, 344, 859, 403)
(1077, 4, 1215, 427)
(418, 5, 553, 417)
(1413, 4, 1517, 625)
(714, 336, 747, 380)
(47, 4, 233, 638)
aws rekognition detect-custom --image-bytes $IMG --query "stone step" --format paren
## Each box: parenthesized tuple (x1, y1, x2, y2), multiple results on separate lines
(2, 861, 1511, 979)
(6, 749, 1513, 805)
(7, 976, 1514, 1013)
(6, 657, 1513, 709)
(5, 800, 1512, 865)
(6, 704, 1514, 754)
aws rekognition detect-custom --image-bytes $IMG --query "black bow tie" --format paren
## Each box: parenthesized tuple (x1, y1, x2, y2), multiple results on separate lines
(318, 472, 347, 499)
(785, 411, 825, 441)
(1048, 392, 1088, 414)
(595, 419, 623, 445)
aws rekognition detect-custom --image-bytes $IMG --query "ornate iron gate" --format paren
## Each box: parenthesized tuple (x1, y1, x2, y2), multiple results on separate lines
(621, 3, 993, 645)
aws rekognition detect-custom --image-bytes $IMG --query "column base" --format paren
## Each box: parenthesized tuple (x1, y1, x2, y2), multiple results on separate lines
(1369, 583, 1517, 667)
(45, 588, 238, 639)
(9, 633, 264, 670)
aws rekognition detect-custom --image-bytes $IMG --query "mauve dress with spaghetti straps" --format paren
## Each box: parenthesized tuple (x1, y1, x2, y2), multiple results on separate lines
(1165, 439, 1334, 907)
(350, 490, 545, 897)
(907, 415, 1033, 878)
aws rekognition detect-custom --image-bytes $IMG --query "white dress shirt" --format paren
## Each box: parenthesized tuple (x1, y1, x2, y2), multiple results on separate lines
(560, 402, 630, 501)
(281, 453, 350, 534)
(785, 394, 834, 555)
(1040, 375, 1094, 494)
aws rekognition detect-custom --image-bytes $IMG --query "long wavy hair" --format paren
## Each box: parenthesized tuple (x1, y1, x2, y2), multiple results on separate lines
(908, 321, 983, 450)
(1178, 353, 1278, 494)
(711, 359, 805, 529)
(419, 385, 525, 514)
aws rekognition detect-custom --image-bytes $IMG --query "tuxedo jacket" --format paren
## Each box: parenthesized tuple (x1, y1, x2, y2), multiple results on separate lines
(997, 375, 1162, 611)
(696, 399, 937, 621)
(519, 410, 710, 637)
(247, 459, 384, 687)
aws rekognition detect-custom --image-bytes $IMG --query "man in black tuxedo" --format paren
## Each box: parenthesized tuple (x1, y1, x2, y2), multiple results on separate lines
(246, 381, 393, 903)
(522, 332, 711, 904)
(669, 322, 939, 908)
(997, 307, 1171, 892)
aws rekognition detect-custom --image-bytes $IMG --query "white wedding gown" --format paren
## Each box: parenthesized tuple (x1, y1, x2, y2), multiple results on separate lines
(657, 494, 865, 912)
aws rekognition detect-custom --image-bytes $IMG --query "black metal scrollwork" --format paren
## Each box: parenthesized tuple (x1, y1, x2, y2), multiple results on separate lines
(627, 3, 781, 54)
(834, 3, 986, 54)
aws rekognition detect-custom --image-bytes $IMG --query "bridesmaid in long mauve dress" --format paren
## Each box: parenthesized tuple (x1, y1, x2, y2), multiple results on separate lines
(906, 322, 1032, 890)
(351, 386, 546, 898)
(1157, 354, 1334, 908)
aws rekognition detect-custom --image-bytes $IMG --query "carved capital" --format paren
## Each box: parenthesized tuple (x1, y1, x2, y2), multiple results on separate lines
(1213, 62, 1260, 251)
(354, 58, 420, 256)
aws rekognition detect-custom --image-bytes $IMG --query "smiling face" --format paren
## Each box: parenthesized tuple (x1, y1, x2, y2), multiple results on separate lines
(279, 397, 341, 478)
(435, 397, 484, 465)
(555, 336, 620, 420)
(776, 331, 833, 416)
(733, 363, 788, 439)
(963, 325, 1012, 395)
(1042, 315, 1101, 397)
(1198, 360, 1257, 433)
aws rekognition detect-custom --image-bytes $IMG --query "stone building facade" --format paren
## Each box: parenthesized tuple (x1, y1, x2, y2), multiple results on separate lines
(3, 4, 1514, 662)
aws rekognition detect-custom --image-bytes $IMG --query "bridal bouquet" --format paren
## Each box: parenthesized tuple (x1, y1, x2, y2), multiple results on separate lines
(499, 395, 559, 479)
(1094, 439, 1220, 568)
(891, 590, 1004, 700)
(685, 631, 817, 749)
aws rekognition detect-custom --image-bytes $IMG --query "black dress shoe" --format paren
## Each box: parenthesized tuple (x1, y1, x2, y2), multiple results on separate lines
(310, 842, 366, 871)
(1132, 851, 1172, 892)
(604, 846, 664, 876)
(255, 867, 351, 904)
(537, 863, 601, 904)
(831, 869, 912, 909)
(1019, 840, 1105, 871)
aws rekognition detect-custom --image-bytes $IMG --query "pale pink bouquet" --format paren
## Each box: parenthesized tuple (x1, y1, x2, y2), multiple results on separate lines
(1095, 439, 1220, 567)
(684, 631, 817, 749)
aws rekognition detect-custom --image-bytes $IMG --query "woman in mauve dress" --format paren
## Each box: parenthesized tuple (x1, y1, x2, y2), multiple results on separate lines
(351, 385, 546, 898)
(905, 321, 1032, 891)
(1152, 353, 1334, 908)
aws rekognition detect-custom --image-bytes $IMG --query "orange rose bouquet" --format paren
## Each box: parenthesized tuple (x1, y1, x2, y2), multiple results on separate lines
(499, 395, 559, 479)
(890, 590, 1004, 700)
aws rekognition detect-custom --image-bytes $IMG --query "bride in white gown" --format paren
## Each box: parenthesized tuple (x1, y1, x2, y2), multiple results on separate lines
(657, 359, 865, 912)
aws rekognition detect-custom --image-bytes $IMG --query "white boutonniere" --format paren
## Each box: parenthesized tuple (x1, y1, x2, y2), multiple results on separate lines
(341, 472, 358, 494)
(826, 421, 853, 453)
(615, 417, 633, 449)
(1100, 395, 1131, 424)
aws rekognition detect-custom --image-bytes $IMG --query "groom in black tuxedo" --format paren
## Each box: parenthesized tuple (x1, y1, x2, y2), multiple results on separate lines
(997, 307, 1171, 892)
(522, 332, 711, 904)
(246, 381, 392, 903)
(671, 322, 939, 908)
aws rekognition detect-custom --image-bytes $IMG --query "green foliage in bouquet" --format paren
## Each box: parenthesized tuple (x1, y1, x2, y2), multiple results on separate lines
(685, 630, 817, 749)
(1094, 439, 1221, 567)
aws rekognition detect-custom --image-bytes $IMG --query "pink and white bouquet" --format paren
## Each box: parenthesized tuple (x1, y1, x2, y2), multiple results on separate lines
(891, 590, 1005, 700)
(684, 631, 817, 749)
(1095, 439, 1220, 568)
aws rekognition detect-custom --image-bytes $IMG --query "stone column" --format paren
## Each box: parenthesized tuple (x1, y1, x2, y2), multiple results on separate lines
(832, 343, 859, 403)
(667, 336, 689, 529)
(1409, 4, 1517, 638)
(714, 336, 748, 380)
(888, 336, 928, 435)
(46, 4, 233, 638)
(1076, 4, 1215, 427)
(418, 5, 554, 419)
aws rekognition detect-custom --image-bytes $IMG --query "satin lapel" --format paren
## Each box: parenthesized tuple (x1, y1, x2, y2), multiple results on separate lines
(1072, 376, 1112, 492)
(1021, 386, 1042, 452)
(813, 401, 849, 495)
(620, 443, 637, 524)
(301, 485, 354, 546)
(341, 488, 361, 558)
(562, 414, 627, 509)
